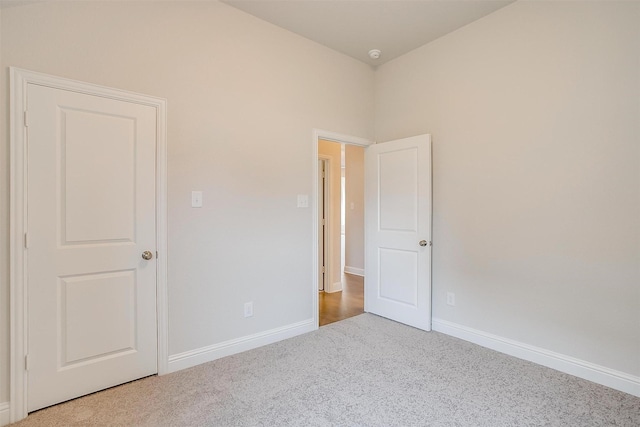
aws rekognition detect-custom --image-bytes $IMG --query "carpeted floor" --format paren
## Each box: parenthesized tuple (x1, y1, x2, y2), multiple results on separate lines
(12, 314, 640, 426)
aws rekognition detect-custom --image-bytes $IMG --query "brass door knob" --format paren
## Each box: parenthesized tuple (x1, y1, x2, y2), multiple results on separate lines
(141, 251, 153, 260)
(419, 240, 428, 247)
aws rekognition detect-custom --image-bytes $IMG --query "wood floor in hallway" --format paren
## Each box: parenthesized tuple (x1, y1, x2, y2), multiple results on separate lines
(319, 273, 364, 326)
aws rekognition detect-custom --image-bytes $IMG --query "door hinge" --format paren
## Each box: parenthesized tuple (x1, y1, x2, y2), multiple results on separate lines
(25, 354, 30, 371)
(24, 111, 29, 127)
(24, 232, 29, 249)
(322, 266, 325, 273)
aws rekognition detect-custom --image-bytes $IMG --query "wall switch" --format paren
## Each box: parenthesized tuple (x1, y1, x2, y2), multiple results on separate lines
(244, 302, 253, 318)
(297, 194, 309, 208)
(191, 191, 203, 208)
(446, 292, 456, 306)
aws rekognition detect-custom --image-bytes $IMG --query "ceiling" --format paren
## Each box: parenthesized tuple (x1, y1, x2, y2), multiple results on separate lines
(222, 0, 515, 66)
(0, 0, 515, 67)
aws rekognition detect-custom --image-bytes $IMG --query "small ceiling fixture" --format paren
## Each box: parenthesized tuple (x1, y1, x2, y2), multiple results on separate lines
(368, 49, 381, 60)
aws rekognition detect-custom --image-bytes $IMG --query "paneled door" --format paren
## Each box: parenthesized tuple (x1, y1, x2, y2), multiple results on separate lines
(26, 83, 158, 411)
(364, 135, 432, 330)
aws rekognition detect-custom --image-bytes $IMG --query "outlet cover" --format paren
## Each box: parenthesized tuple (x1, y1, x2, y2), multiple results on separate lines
(191, 191, 203, 208)
(244, 302, 253, 318)
(297, 194, 309, 208)
(446, 292, 456, 306)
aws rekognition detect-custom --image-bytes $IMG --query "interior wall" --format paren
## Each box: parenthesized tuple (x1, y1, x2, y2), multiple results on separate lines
(0, 0, 375, 404)
(344, 145, 364, 272)
(318, 140, 343, 291)
(375, 1, 640, 376)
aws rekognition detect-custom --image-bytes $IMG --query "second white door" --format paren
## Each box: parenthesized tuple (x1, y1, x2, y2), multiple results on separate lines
(364, 134, 432, 331)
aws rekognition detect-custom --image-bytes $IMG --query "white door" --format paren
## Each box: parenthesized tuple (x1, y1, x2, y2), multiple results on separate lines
(364, 134, 432, 330)
(26, 83, 158, 411)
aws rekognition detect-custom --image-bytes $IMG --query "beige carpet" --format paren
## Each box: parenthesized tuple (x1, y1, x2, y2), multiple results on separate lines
(12, 314, 640, 426)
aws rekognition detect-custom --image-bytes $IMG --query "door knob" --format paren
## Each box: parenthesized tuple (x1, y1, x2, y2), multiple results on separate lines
(419, 240, 428, 247)
(141, 251, 153, 260)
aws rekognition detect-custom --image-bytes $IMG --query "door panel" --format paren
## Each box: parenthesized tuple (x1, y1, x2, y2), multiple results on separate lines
(27, 84, 158, 411)
(379, 148, 418, 231)
(379, 248, 418, 306)
(60, 270, 136, 366)
(365, 135, 432, 330)
(62, 108, 136, 243)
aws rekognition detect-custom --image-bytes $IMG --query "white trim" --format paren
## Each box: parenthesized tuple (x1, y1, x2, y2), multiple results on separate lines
(9, 68, 169, 422)
(314, 129, 373, 147)
(432, 318, 640, 398)
(318, 155, 331, 294)
(344, 266, 365, 277)
(9, 67, 28, 424)
(155, 87, 169, 377)
(325, 282, 344, 293)
(167, 319, 316, 373)
(0, 402, 9, 427)
(312, 129, 373, 327)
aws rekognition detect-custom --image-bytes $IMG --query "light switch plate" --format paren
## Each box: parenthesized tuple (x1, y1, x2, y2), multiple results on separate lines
(192, 191, 203, 208)
(297, 194, 309, 208)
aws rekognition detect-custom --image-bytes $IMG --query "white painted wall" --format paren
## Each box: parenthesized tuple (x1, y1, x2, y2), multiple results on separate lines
(375, 1, 640, 376)
(318, 140, 343, 291)
(0, 0, 374, 404)
(345, 145, 364, 272)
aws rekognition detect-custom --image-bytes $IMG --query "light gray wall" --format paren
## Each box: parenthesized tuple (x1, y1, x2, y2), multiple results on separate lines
(375, 1, 640, 376)
(345, 145, 364, 271)
(0, 0, 374, 403)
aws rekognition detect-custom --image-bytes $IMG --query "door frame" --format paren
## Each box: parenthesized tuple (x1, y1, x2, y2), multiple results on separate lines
(8, 68, 168, 422)
(317, 157, 330, 292)
(312, 129, 372, 326)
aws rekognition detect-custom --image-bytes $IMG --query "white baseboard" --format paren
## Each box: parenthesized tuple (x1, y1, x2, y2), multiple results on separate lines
(0, 402, 9, 427)
(167, 318, 316, 373)
(325, 281, 343, 293)
(432, 318, 640, 397)
(324, 282, 342, 294)
(344, 266, 364, 276)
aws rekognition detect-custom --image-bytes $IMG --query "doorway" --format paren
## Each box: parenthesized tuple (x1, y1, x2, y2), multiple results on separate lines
(315, 131, 370, 326)
(312, 129, 433, 332)
(9, 68, 168, 422)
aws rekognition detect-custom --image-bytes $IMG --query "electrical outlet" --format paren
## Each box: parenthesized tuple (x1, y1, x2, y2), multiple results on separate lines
(446, 292, 456, 306)
(297, 194, 309, 208)
(244, 302, 253, 318)
(191, 191, 203, 208)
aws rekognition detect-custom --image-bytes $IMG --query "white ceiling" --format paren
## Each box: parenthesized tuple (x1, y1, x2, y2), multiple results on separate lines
(223, 0, 515, 66)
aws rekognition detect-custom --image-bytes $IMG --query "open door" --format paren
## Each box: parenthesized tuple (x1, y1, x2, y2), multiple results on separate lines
(364, 134, 432, 330)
